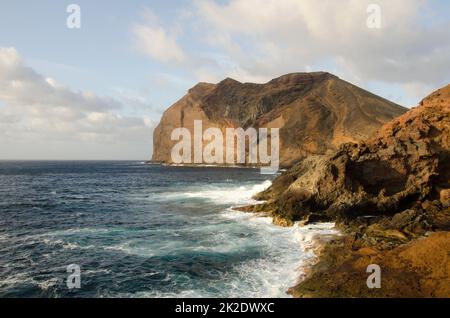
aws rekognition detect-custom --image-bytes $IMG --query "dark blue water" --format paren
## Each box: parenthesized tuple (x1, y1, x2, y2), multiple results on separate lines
(0, 161, 334, 298)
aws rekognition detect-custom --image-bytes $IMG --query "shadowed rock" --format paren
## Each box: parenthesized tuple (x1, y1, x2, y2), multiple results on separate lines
(254, 84, 450, 229)
(254, 84, 450, 298)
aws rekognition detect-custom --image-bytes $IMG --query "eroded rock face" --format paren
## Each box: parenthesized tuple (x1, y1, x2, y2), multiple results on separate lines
(254, 84, 450, 230)
(245, 85, 450, 298)
(152, 72, 406, 167)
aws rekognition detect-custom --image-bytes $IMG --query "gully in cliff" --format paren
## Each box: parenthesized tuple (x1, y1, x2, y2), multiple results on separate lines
(170, 120, 280, 174)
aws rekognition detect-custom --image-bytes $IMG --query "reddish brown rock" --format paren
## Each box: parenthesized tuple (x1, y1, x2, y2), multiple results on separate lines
(289, 232, 450, 298)
(257, 84, 450, 298)
(256, 84, 450, 227)
(152, 72, 406, 167)
(440, 189, 450, 207)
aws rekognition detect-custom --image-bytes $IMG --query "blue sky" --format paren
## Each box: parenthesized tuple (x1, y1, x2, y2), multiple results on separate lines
(0, 1, 190, 114)
(0, 0, 449, 159)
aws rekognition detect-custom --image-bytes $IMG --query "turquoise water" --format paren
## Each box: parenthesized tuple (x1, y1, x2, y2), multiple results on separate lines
(0, 161, 335, 297)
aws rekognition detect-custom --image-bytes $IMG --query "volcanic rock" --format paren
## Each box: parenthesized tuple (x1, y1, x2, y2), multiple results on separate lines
(152, 72, 406, 167)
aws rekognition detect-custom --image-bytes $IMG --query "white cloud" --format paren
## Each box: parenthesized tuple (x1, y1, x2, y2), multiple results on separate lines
(132, 9, 186, 63)
(191, 0, 450, 86)
(131, 0, 449, 101)
(0, 47, 155, 160)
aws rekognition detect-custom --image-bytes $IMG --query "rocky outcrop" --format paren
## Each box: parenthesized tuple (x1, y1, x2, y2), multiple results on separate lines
(245, 84, 450, 297)
(253, 84, 450, 230)
(289, 231, 450, 297)
(152, 72, 406, 167)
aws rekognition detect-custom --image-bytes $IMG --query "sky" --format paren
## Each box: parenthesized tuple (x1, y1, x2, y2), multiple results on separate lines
(0, 0, 449, 160)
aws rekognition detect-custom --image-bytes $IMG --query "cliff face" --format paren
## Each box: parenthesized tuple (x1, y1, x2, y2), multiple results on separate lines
(152, 72, 406, 167)
(254, 84, 450, 227)
(249, 84, 450, 297)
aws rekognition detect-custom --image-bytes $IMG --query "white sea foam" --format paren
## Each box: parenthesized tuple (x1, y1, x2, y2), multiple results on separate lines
(0, 272, 31, 288)
(43, 227, 117, 237)
(127, 220, 337, 298)
(36, 278, 59, 291)
(0, 271, 60, 292)
(158, 180, 272, 205)
(84, 269, 112, 275)
(220, 209, 338, 297)
(213, 183, 338, 298)
(5, 179, 337, 298)
(103, 242, 157, 256)
(0, 233, 10, 241)
(127, 180, 339, 298)
(41, 237, 95, 250)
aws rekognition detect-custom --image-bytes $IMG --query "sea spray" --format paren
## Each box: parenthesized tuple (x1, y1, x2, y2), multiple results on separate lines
(0, 162, 337, 298)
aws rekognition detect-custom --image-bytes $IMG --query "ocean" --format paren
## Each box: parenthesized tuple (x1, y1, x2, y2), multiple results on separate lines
(0, 161, 336, 298)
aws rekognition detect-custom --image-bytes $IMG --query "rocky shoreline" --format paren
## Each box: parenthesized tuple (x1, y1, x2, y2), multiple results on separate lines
(244, 84, 450, 297)
(288, 230, 450, 297)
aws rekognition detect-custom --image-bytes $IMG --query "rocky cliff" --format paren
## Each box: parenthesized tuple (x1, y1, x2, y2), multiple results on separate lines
(253, 84, 450, 226)
(152, 72, 406, 167)
(247, 84, 450, 297)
